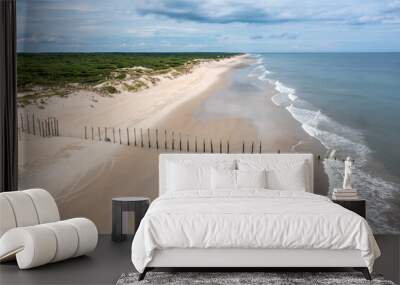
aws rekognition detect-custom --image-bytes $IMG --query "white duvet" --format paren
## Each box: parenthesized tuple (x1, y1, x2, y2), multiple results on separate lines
(131, 190, 380, 273)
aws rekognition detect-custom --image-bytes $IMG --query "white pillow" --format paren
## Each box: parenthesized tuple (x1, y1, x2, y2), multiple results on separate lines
(267, 161, 307, 191)
(167, 162, 211, 191)
(238, 160, 308, 191)
(236, 169, 267, 189)
(211, 168, 236, 190)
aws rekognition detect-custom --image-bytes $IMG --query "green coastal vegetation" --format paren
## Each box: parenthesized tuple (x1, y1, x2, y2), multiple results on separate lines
(17, 52, 238, 88)
(17, 52, 239, 108)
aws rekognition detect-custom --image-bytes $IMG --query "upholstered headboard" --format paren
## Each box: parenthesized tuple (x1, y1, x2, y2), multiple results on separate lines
(159, 153, 314, 195)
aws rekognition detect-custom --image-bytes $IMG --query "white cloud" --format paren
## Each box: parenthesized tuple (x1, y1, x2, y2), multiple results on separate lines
(135, 0, 400, 25)
(16, 0, 400, 52)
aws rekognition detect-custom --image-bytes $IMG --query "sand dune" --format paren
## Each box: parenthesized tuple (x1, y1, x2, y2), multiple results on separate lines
(20, 55, 247, 139)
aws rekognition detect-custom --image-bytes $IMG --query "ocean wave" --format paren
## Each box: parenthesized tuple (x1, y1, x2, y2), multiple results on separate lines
(268, 80, 298, 105)
(286, 104, 370, 164)
(286, 104, 320, 125)
(288, 93, 298, 101)
(271, 93, 289, 106)
(255, 65, 266, 71)
(247, 65, 261, 77)
(258, 70, 272, 81)
(282, 91, 399, 233)
(275, 80, 295, 95)
(248, 64, 272, 80)
(323, 158, 400, 233)
(285, 102, 400, 233)
(258, 56, 400, 233)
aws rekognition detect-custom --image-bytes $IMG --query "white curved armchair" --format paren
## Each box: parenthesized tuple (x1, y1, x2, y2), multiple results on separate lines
(0, 189, 98, 269)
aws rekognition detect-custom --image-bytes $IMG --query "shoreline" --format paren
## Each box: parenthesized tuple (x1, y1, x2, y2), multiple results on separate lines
(163, 56, 329, 195)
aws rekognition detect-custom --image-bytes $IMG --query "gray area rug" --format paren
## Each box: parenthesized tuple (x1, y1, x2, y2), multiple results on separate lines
(116, 272, 396, 285)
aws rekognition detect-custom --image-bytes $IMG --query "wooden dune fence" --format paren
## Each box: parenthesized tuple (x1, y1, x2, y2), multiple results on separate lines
(84, 126, 245, 153)
(19, 113, 60, 138)
(83, 126, 352, 162)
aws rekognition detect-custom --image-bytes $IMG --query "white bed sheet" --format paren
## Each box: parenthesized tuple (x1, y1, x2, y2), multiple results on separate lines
(131, 190, 380, 273)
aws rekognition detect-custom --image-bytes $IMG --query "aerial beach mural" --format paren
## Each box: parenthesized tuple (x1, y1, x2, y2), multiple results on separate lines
(16, 0, 400, 233)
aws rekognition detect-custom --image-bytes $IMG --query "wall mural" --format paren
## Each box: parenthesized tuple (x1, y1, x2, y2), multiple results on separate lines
(17, 0, 400, 234)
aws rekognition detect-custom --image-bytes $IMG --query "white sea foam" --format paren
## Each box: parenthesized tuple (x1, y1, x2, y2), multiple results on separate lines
(264, 65, 400, 233)
(290, 140, 303, 152)
(323, 156, 400, 233)
(268, 80, 298, 105)
(246, 54, 399, 233)
(275, 80, 295, 95)
(258, 70, 272, 81)
(248, 65, 262, 77)
(271, 93, 288, 106)
(283, 101, 400, 233)
(255, 65, 265, 71)
(288, 93, 298, 101)
(284, 103, 400, 232)
(285, 104, 370, 164)
(248, 64, 272, 79)
(285, 104, 320, 125)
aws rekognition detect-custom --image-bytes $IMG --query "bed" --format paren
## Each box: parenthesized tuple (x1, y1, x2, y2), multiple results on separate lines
(131, 153, 380, 280)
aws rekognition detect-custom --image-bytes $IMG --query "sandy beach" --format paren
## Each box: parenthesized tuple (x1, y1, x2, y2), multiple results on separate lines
(19, 54, 328, 233)
(19, 56, 247, 138)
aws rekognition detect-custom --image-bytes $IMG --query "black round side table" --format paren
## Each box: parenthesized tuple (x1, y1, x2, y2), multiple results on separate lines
(112, 197, 150, 242)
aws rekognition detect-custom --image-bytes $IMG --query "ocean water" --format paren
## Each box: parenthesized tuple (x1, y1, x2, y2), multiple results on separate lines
(251, 53, 400, 233)
(196, 53, 400, 233)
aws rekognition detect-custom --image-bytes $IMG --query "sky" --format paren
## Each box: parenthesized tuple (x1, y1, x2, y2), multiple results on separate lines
(17, 0, 400, 52)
